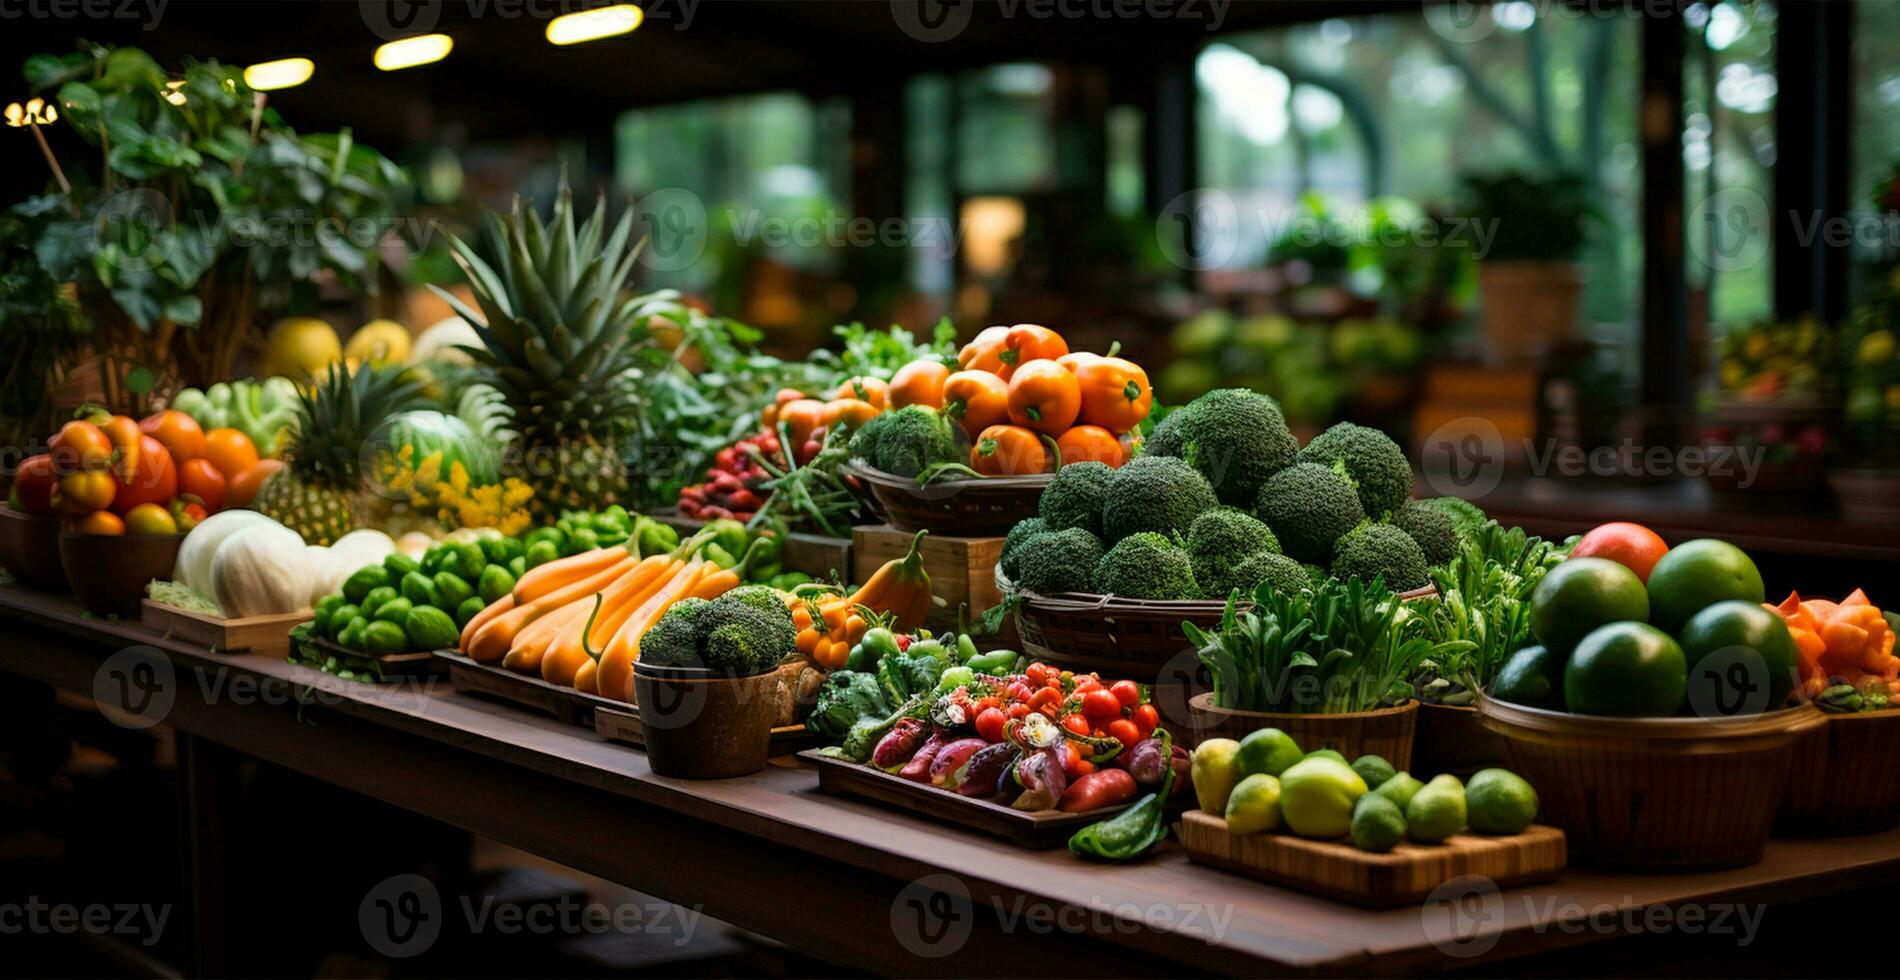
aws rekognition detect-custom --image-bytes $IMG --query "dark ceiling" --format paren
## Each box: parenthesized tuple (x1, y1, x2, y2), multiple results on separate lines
(3, 0, 1415, 146)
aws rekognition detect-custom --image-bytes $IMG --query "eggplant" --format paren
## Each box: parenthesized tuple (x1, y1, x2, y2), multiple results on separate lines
(870, 718, 926, 770)
(1125, 736, 1170, 788)
(1010, 747, 1069, 811)
(955, 742, 1021, 797)
(897, 731, 947, 782)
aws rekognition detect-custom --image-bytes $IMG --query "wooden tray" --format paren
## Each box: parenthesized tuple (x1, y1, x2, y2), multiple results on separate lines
(798, 748, 1131, 847)
(142, 600, 310, 657)
(595, 704, 820, 754)
(1177, 810, 1566, 908)
(434, 649, 626, 726)
(292, 635, 445, 681)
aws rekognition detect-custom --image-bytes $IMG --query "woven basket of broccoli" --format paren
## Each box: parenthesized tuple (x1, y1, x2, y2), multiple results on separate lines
(841, 460, 1050, 536)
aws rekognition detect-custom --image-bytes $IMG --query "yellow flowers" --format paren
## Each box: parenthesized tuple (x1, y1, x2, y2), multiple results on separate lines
(374, 446, 534, 535)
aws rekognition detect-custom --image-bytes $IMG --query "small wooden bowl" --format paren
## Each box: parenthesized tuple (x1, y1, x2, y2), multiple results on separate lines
(0, 506, 68, 591)
(1188, 694, 1418, 770)
(1479, 694, 1823, 870)
(1778, 710, 1900, 836)
(59, 530, 184, 618)
(841, 460, 1049, 537)
(633, 662, 779, 779)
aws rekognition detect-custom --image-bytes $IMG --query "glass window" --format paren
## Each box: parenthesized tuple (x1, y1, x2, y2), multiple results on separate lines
(1853, 0, 1900, 297)
(1683, 1, 1777, 328)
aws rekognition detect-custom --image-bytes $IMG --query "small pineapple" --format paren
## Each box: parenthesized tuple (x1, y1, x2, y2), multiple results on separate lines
(434, 177, 646, 519)
(253, 364, 425, 545)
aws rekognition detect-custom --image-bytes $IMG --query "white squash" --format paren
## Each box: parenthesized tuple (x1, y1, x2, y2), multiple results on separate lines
(174, 510, 278, 596)
(211, 521, 313, 617)
(307, 529, 397, 603)
(396, 531, 434, 558)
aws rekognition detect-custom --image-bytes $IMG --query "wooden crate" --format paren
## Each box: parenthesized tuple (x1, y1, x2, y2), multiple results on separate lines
(142, 600, 309, 657)
(1177, 810, 1566, 907)
(852, 524, 1013, 641)
(652, 511, 852, 582)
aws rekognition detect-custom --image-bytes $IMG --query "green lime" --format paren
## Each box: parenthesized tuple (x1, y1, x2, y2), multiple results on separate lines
(1350, 754, 1396, 789)
(1564, 621, 1687, 716)
(1645, 539, 1763, 634)
(1224, 773, 1283, 835)
(1531, 557, 1650, 655)
(1372, 772, 1424, 810)
(1303, 748, 1347, 764)
(1405, 774, 1466, 843)
(1466, 768, 1539, 835)
(1278, 757, 1368, 839)
(1191, 739, 1242, 815)
(1678, 599, 1798, 714)
(1235, 728, 1304, 778)
(1490, 645, 1565, 710)
(1351, 793, 1407, 853)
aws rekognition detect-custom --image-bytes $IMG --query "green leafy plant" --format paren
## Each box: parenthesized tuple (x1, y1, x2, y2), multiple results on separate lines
(0, 210, 89, 448)
(1460, 171, 1598, 263)
(1184, 576, 1459, 714)
(9, 42, 406, 407)
(1411, 522, 1574, 702)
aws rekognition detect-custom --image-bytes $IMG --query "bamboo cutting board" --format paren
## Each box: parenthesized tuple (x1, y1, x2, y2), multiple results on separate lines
(141, 600, 310, 657)
(1177, 810, 1565, 907)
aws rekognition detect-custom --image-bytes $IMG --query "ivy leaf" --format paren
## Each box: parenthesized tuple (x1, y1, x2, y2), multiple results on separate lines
(24, 51, 94, 91)
(99, 47, 165, 90)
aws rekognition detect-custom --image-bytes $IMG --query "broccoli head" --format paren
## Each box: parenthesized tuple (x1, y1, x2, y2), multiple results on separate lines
(1144, 388, 1299, 507)
(871, 405, 960, 477)
(1204, 551, 1310, 601)
(847, 410, 891, 463)
(1186, 506, 1279, 592)
(637, 597, 711, 668)
(1091, 531, 1198, 600)
(1298, 422, 1414, 519)
(1014, 527, 1106, 596)
(1392, 498, 1457, 566)
(719, 584, 792, 615)
(1330, 522, 1430, 592)
(1419, 495, 1489, 543)
(1256, 461, 1366, 565)
(999, 517, 1049, 581)
(1038, 460, 1113, 535)
(1100, 454, 1218, 544)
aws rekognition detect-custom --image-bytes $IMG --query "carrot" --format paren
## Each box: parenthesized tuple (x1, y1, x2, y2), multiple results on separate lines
(595, 560, 710, 703)
(500, 598, 591, 674)
(538, 555, 674, 686)
(511, 546, 631, 605)
(467, 556, 635, 663)
(459, 593, 515, 651)
(572, 657, 598, 694)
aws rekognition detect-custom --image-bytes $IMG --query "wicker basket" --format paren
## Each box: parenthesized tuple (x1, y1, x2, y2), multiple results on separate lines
(1479, 694, 1823, 871)
(1186, 693, 1417, 769)
(0, 506, 67, 592)
(841, 460, 1048, 537)
(1777, 711, 1900, 836)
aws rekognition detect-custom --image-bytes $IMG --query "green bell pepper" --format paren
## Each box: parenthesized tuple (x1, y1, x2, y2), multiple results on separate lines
(1067, 732, 1175, 862)
(633, 517, 678, 558)
(703, 519, 749, 560)
(965, 649, 1020, 676)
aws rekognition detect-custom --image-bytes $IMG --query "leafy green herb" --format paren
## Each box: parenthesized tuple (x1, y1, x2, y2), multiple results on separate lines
(1410, 521, 1573, 702)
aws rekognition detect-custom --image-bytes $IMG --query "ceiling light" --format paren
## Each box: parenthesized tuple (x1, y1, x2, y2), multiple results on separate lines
(374, 34, 454, 71)
(164, 81, 186, 106)
(244, 57, 314, 92)
(546, 4, 643, 46)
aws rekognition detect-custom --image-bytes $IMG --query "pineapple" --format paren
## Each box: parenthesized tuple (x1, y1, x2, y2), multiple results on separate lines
(434, 179, 646, 517)
(253, 364, 425, 545)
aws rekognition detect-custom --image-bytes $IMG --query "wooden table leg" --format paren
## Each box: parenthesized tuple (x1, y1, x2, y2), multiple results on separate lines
(175, 733, 239, 978)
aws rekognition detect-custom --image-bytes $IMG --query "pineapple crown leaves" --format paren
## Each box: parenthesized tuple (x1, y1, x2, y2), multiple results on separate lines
(286, 363, 428, 489)
(426, 177, 651, 446)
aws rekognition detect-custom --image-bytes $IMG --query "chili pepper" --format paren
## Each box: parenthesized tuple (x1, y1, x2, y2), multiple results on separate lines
(1066, 731, 1175, 862)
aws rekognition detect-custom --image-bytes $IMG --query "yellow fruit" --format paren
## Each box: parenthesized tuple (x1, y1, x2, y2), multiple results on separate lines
(266, 317, 343, 379)
(1190, 739, 1242, 815)
(344, 319, 412, 365)
(1859, 330, 1895, 366)
(1224, 774, 1283, 835)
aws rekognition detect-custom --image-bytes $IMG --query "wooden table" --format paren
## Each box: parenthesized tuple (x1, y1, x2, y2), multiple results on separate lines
(7, 584, 1900, 977)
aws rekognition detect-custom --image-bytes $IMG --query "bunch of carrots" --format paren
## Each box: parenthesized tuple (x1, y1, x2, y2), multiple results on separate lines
(459, 530, 762, 703)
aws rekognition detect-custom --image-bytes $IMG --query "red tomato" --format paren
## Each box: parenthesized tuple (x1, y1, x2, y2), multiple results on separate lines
(1061, 713, 1092, 736)
(1005, 681, 1033, 704)
(1130, 703, 1160, 736)
(1058, 768, 1138, 812)
(1110, 679, 1141, 708)
(1570, 521, 1670, 584)
(974, 707, 1007, 742)
(1025, 663, 1050, 685)
(1028, 687, 1063, 712)
(1081, 688, 1122, 723)
(110, 436, 176, 516)
(975, 695, 1001, 714)
(1106, 718, 1142, 747)
(1072, 676, 1102, 695)
(9, 454, 56, 513)
(176, 457, 227, 513)
(1006, 703, 1032, 721)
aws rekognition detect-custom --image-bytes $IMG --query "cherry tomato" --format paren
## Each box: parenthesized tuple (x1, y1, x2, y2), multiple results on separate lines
(974, 707, 1007, 743)
(1025, 663, 1050, 685)
(1028, 686, 1063, 712)
(1006, 703, 1032, 721)
(1110, 679, 1141, 708)
(1061, 713, 1092, 736)
(1131, 703, 1160, 736)
(1005, 681, 1033, 703)
(1081, 688, 1122, 723)
(975, 695, 1001, 713)
(1106, 718, 1142, 747)
(1072, 677, 1102, 695)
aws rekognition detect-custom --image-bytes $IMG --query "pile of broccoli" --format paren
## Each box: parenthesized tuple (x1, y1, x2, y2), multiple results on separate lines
(639, 585, 797, 674)
(849, 405, 961, 477)
(998, 389, 1493, 602)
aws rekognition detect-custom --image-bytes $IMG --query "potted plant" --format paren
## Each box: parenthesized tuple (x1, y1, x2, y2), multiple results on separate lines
(1182, 577, 1465, 770)
(630, 587, 797, 779)
(7, 43, 406, 414)
(1461, 171, 1596, 362)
